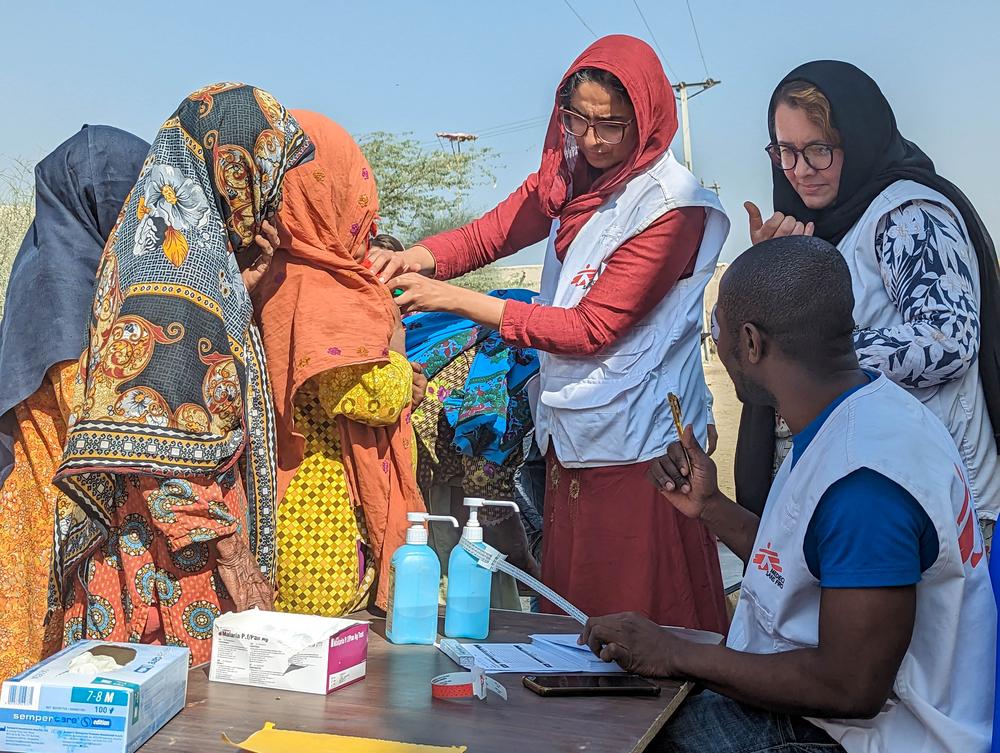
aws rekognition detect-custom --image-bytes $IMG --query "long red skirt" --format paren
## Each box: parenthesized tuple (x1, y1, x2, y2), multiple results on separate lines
(540, 452, 728, 633)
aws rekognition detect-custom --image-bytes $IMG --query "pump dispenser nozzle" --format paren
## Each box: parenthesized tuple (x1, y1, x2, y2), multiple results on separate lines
(460, 498, 520, 544)
(405, 512, 459, 545)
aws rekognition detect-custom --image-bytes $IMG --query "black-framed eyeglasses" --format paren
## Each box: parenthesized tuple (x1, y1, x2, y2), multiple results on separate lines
(710, 305, 720, 344)
(559, 108, 634, 146)
(765, 142, 839, 171)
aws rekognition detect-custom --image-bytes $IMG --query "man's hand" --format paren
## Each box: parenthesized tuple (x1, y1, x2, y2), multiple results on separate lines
(241, 219, 280, 293)
(745, 201, 814, 245)
(410, 361, 427, 408)
(647, 424, 721, 520)
(579, 612, 685, 678)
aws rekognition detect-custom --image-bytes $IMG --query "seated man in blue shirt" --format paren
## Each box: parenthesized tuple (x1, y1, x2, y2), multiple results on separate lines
(582, 236, 995, 753)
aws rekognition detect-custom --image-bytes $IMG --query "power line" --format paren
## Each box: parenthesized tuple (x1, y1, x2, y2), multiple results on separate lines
(420, 119, 533, 148)
(685, 0, 711, 78)
(419, 116, 550, 150)
(478, 117, 549, 138)
(631, 0, 679, 81)
(562, 0, 598, 38)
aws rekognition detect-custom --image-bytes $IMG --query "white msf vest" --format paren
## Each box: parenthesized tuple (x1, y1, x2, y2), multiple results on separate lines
(838, 180, 1000, 518)
(532, 150, 730, 468)
(728, 375, 996, 753)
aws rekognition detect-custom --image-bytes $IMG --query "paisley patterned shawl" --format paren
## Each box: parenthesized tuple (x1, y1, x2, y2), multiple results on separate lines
(53, 84, 313, 593)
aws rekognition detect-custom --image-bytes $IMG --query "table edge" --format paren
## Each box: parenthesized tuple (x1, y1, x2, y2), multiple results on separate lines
(630, 680, 693, 753)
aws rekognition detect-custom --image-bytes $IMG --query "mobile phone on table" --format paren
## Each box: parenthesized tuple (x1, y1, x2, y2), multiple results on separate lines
(522, 674, 661, 697)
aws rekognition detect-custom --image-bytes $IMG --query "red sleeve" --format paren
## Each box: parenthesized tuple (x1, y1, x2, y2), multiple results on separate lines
(499, 206, 706, 356)
(421, 173, 552, 280)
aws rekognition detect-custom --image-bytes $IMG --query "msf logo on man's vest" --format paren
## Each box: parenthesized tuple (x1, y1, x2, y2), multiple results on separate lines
(753, 543, 785, 589)
(954, 465, 986, 568)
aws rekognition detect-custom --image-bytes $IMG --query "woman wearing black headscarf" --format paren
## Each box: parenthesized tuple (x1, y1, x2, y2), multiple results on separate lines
(0, 125, 149, 676)
(735, 61, 1000, 539)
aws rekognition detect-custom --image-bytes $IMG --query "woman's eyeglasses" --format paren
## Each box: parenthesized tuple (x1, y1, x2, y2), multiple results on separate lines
(765, 142, 839, 171)
(559, 108, 633, 146)
(710, 305, 720, 344)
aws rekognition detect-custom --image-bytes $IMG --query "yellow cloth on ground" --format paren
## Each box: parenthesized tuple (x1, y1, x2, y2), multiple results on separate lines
(274, 353, 411, 617)
(224, 722, 466, 752)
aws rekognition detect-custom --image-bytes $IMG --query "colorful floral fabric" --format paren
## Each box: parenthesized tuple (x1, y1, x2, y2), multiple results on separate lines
(53, 84, 312, 651)
(274, 354, 411, 617)
(63, 474, 245, 666)
(405, 289, 539, 465)
(855, 200, 980, 390)
(413, 348, 525, 520)
(0, 362, 77, 678)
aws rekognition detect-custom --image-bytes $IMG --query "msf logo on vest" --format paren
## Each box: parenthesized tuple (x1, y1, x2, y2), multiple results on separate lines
(954, 465, 985, 568)
(570, 266, 599, 289)
(753, 542, 785, 589)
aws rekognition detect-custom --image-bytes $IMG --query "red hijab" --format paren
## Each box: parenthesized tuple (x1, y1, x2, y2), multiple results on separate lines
(538, 35, 678, 257)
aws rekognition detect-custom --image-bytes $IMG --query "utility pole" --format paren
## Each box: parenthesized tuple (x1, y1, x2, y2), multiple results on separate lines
(435, 132, 478, 155)
(675, 80, 723, 365)
(672, 79, 720, 173)
(698, 177, 723, 364)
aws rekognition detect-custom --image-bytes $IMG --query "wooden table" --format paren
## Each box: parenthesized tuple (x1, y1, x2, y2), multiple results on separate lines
(141, 610, 691, 753)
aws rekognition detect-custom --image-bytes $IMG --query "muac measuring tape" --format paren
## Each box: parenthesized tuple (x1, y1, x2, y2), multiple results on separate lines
(430, 540, 590, 702)
(458, 538, 589, 625)
(431, 664, 508, 702)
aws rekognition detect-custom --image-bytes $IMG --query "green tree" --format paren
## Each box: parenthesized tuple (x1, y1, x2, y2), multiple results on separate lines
(359, 132, 494, 241)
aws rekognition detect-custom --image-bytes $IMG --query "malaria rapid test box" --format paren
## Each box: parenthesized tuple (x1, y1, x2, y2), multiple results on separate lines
(0, 641, 190, 753)
(209, 608, 369, 695)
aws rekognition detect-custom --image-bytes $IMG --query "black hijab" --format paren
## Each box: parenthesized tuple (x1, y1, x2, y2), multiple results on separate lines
(0, 125, 150, 486)
(736, 60, 1000, 514)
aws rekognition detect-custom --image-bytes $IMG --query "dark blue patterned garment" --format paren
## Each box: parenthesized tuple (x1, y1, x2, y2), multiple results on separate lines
(0, 126, 150, 485)
(855, 199, 979, 389)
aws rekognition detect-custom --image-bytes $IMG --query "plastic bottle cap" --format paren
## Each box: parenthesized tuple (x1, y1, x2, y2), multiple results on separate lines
(406, 525, 429, 545)
(405, 513, 458, 545)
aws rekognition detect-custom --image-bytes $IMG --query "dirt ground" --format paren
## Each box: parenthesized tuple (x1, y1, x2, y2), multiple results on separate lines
(705, 356, 739, 501)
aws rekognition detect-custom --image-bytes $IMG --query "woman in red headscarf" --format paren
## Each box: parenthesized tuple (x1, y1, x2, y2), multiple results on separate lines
(373, 36, 730, 631)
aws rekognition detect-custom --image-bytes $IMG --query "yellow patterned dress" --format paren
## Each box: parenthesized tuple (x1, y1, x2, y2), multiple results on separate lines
(0, 362, 78, 678)
(274, 352, 412, 617)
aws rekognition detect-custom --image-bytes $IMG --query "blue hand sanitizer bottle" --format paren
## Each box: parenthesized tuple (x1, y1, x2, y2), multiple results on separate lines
(444, 498, 520, 640)
(386, 512, 458, 645)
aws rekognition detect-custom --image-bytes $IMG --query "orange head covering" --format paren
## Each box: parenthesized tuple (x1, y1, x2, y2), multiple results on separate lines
(255, 110, 425, 609)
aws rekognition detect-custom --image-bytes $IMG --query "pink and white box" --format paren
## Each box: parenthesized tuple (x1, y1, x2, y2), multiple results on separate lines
(209, 609, 368, 695)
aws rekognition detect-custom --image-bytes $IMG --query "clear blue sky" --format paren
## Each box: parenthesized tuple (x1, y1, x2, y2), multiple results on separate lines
(2, 0, 997, 263)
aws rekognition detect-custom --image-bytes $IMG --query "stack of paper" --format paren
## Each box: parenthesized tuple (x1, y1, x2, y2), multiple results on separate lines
(437, 637, 623, 674)
(528, 634, 624, 672)
(438, 626, 723, 675)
